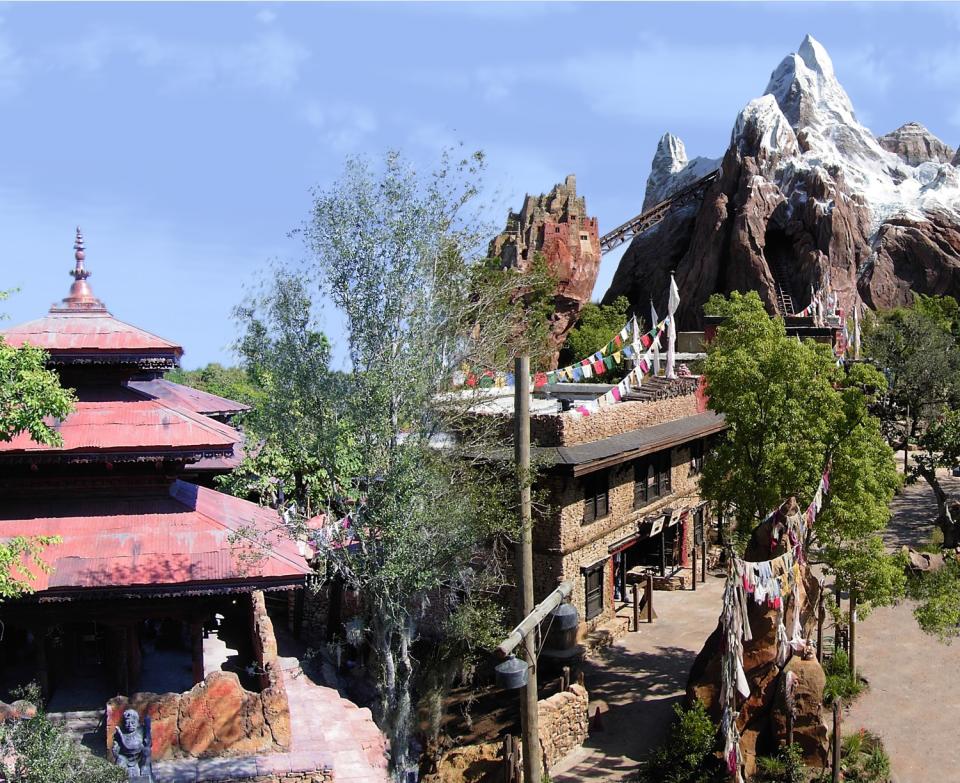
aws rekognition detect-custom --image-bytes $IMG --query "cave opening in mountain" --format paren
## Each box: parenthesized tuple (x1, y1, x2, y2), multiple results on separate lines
(763, 227, 799, 314)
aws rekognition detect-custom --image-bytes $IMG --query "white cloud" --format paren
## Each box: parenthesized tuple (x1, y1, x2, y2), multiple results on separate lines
(53, 27, 310, 92)
(0, 21, 24, 97)
(303, 100, 378, 151)
(256, 8, 277, 25)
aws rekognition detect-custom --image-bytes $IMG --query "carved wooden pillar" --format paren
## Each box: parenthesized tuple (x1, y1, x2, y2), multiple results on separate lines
(190, 618, 204, 685)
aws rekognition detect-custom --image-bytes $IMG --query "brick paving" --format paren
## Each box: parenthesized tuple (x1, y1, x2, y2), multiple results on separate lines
(279, 655, 390, 782)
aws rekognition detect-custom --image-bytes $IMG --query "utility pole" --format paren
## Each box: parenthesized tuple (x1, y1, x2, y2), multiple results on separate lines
(514, 356, 541, 783)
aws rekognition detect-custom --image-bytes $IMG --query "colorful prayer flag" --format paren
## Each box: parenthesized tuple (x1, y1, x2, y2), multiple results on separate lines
(573, 366, 583, 382)
(593, 359, 605, 375)
(533, 372, 547, 388)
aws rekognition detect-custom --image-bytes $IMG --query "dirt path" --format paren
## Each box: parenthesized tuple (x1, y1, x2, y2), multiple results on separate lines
(845, 470, 960, 783)
(552, 574, 725, 782)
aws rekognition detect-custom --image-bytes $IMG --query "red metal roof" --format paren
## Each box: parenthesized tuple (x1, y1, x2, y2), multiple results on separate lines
(0, 480, 311, 594)
(0, 385, 239, 458)
(1, 311, 182, 357)
(127, 379, 250, 417)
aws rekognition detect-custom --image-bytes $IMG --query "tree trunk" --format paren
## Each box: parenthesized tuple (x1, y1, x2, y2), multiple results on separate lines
(917, 464, 959, 548)
(849, 592, 857, 683)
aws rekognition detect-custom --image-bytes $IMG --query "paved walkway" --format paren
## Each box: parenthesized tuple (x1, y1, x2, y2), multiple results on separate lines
(552, 574, 725, 782)
(845, 470, 960, 783)
(279, 655, 390, 782)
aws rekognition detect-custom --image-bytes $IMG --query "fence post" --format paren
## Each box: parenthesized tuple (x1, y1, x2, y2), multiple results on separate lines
(692, 544, 697, 591)
(632, 583, 640, 631)
(562, 666, 571, 692)
(817, 590, 825, 661)
(646, 572, 654, 623)
(832, 699, 842, 783)
(701, 540, 707, 583)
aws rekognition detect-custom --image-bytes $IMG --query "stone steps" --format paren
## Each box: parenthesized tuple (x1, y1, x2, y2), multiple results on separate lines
(49, 709, 104, 744)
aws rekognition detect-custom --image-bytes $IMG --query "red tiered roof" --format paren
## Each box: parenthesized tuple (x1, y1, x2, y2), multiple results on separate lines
(2, 312, 182, 356)
(0, 385, 239, 461)
(1, 480, 310, 596)
(127, 378, 251, 417)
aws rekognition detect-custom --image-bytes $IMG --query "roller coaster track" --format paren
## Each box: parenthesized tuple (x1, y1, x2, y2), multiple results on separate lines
(599, 169, 720, 254)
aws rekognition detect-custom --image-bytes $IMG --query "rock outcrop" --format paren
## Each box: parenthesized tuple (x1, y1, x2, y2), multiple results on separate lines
(686, 504, 828, 776)
(490, 175, 601, 353)
(604, 35, 960, 325)
(879, 122, 956, 167)
(644, 133, 720, 211)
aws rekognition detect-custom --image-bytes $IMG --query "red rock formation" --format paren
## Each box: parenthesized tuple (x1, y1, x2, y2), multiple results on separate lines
(490, 175, 601, 354)
(687, 506, 828, 776)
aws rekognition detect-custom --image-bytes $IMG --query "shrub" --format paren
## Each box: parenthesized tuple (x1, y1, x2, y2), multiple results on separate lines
(641, 699, 721, 783)
(822, 650, 865, 705)
(752, 743, 805, 783)
(0, 684, 125, 783)
(839, 729, 891, 783)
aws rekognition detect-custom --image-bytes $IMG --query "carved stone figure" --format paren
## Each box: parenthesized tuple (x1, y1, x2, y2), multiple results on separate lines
(112, 708, 153, 782)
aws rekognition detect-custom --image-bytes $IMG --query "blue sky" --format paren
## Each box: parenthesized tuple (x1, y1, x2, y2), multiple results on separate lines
(2, 2, 958, 369)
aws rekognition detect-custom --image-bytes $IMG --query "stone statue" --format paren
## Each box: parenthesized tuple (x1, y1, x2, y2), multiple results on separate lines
(112, 708, 153, 782)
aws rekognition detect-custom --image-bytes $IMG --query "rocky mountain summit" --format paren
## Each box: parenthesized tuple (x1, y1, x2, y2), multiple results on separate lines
(604, 34, 960, 326)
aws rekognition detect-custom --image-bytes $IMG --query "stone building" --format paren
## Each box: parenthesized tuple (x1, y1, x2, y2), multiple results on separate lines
(476, 376, 725, 634)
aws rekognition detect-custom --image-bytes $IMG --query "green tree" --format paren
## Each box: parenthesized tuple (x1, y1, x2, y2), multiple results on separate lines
(701, 292, 902, 671)
(241, 150, 549, 777)
(167, 362, 261, 406)
(863, 302, 960, 465)
(1, 290, 76, 599)
(561, 295, 632, 378)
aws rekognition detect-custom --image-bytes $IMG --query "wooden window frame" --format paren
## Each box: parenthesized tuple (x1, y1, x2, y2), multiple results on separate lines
(583, 471, 610, 523)
(583, 562, 604, 621)
(634, 451, 673, 509)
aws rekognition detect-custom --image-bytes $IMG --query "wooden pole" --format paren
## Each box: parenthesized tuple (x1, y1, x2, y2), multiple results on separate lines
(817, 590, 826, 661)
(701, 540, 707, 583)
(514, 356, 541, 783)
(691, 543, 697, 591)
(190, 618, 204, 685)
(562, 666, 571, 692)
(646, 572, 654, 624)
(849, 592, 858, 682)
(632, 583, 640, 631)
(832, 699, 842, 783)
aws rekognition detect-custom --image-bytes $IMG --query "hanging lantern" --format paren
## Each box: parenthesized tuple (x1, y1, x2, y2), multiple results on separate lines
(494, 655, 529, 690)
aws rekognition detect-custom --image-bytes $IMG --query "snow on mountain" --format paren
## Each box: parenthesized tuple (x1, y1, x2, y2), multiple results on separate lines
(642, 133, 720, 211)
(755, 34, 960, 230)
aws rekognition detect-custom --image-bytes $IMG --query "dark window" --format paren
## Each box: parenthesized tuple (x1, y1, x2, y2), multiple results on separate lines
(634, 452, 672, 508)
(690, 440, 705, 474)
(584, 563, 604, 620)
(583, 472, 609, 523)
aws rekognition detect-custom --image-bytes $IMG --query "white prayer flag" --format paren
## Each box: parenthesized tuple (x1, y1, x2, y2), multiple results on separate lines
(666, 274, 680, 379)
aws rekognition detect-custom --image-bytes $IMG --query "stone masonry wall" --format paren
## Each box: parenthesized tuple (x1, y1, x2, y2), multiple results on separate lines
(538, 684, 589, 768)
(107, 591, 291, 762)
(534, 444, 705, 632)
(531, 393, 700, 447)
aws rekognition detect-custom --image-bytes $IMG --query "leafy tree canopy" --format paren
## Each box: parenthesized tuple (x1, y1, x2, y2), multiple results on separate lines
(561, 295, 633, 378)
(1, 290, 75, 600)
(701, 291, 901, 612)
(167, 362, 262, 407)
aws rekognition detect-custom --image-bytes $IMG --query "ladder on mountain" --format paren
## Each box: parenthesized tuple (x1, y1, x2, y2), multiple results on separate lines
(767, 256, 796, 317)
(599, 169, 721, 254)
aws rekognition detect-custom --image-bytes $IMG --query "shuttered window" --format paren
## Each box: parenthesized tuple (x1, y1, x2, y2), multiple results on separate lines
(583, 471, 609, 523)
(584, 564, 604, 620)
(634, 452, 672, 508)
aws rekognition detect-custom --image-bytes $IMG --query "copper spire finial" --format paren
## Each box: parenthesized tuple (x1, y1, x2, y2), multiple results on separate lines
(50, 227, 108, 313)
(71, 226, 90, 280)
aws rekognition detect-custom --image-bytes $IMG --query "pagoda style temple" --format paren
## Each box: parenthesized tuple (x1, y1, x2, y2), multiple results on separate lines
(0, 230, 310, 714)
